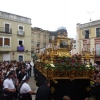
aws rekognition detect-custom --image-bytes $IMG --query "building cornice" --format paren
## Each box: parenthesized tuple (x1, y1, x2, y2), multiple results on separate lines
(79, 20, 100, 29)
(0, 11, 31, 25)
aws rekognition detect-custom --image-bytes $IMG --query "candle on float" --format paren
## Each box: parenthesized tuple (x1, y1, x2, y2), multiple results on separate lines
(48, 44, 50, 48)
(83, 48, 84, 51)
(46, 45, 48, 49)
(57, 44, 60, 49)
(54, 46, 56, 50)
(50, 44, 52, 48)
(56, 45, 58, 50)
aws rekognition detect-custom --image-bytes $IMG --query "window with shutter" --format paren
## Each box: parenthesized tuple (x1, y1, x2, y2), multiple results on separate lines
(19, 55, 23, 61)
(18, 26, 24, 35)
(96, 28, 100, 37)
(96, 44, 100, 56)
(19, 26, 23, 30)
(43, 43, 46, 48)
(0, 38, 3, 46)
(31, 41, 34, 45)
(84, 30, 89, 39)
(4, 38, 10, 46)
(37, 42, 40, 47)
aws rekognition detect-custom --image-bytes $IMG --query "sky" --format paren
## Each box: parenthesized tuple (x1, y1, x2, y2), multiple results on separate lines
(0, 0, 100, 38)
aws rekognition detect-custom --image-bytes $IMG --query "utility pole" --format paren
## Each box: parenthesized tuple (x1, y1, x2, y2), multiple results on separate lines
(87, 11, 94, 21)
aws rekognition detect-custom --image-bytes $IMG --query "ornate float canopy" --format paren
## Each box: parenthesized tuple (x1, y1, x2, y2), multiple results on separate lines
(37, 28, 73, 62)
(35, 28, 95, 81)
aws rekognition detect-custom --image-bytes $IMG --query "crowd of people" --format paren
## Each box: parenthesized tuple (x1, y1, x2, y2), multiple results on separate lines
(89, 70, 100, 100)
(84, 70, 100, 100)
(0, 61, 33, 100)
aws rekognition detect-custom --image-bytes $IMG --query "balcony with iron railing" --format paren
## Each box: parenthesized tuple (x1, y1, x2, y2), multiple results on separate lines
(17, 45, 25, 52)
(0, 27, 12, 34)
(17, 30, 25, 36)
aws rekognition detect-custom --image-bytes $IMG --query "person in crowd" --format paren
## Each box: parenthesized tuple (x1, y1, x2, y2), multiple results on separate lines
(90, 62, 92, 66)
(17, 68, 27, 84)
(35, 80, 51, 100)
(30, 60, 34, 75)
(91, 76, 100, 100)
(6, 67, 11, 77)
(0, 70, 4, 100)
(12, 70, 19, 99)
(93, 70, 99, 82)
(0, 70, 4, 82)
(16, 64, 21, 75)
(84, 98, 91, 100)
(2, 67, 7, 77)
(26, 62, 31, 77)
(29, 61, 32, 76)
(62, 95, 71, 100)
(19, 76, 36, 100)
(3, 71, 16, 100)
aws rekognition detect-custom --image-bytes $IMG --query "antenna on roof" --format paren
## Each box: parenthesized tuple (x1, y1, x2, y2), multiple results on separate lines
(87, 11, 94, 21)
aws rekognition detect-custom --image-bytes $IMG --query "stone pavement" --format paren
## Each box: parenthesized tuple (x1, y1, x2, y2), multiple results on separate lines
(28, 76, 38, 100)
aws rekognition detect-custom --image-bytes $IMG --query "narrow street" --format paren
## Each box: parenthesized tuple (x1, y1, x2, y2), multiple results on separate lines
(28, 77, 38, 100)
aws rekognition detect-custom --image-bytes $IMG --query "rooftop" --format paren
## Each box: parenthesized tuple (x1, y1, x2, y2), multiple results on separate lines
(31, 27, 51, 33)
(0, 11, 31, 24)
(77, 20, 100, 29)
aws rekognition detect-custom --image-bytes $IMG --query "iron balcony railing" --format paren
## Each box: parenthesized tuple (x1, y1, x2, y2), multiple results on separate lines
(17, 31, 25, 36)
(0, 27, 12, 34)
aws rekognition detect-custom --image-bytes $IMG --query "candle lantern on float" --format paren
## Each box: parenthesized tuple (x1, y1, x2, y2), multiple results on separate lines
(81, 40, 95, 63)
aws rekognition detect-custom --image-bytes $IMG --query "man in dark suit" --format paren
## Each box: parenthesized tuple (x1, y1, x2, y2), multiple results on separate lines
(17, 68, 27, 84)
(91, 76, 100, 100)
(35, 80, 51, 100)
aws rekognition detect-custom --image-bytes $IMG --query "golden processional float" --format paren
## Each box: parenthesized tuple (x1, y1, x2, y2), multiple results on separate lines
(35, 30, 95, 81)
(34, 29, 95, 100)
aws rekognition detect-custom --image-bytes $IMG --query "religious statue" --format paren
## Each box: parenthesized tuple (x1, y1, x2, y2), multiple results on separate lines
(58, 31, 61, 37)
(60, 40, 68, 48)
(63, 32, 68, 37)
(52, 36, 55, 41)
